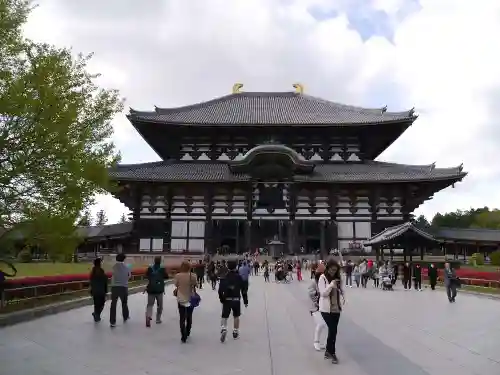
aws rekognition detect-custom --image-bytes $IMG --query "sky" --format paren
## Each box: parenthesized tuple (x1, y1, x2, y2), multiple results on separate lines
(22, 0, 500, 224)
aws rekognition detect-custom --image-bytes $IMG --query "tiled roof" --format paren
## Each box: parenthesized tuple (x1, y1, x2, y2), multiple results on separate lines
(128, 92, 416, 126)
(435, 227, 500, 243)
(76, 223, 133, 240)
(364, 222, 438, 246)
(108, 161, 466, 183)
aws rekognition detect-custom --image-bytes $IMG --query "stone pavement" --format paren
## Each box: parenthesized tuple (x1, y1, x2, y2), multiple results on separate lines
(0, 276, 499, 375)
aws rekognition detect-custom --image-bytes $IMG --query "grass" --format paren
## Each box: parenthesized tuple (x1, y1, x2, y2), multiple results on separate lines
(1, 262, 148, 278)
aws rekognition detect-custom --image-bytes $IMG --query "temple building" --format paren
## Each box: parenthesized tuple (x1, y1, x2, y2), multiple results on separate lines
(108, 84, 467, 256)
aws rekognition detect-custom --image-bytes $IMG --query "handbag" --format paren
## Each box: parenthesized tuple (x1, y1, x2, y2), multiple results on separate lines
(190, 292, 201, 308)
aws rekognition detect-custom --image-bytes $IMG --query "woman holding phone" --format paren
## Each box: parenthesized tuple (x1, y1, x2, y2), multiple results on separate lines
(317, 258, 345, 364)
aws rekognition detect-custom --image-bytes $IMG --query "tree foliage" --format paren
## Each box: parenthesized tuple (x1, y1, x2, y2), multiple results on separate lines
(430, 207, 490, 228)
(77, 209, 92, 227)
(95, 209, 108, 226)
(0, 0, 123, 256)
(411, 214, 431, 229)
(119, 213, 128, 223)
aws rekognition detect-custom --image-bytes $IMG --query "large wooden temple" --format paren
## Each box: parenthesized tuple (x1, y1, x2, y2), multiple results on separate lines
(109, 84, 467, 255)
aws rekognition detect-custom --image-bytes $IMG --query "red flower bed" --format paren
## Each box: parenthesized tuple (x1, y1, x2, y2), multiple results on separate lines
(4, 263, 203, 289)
(422, 268, 500, 281)
(439, 269, 500, 281)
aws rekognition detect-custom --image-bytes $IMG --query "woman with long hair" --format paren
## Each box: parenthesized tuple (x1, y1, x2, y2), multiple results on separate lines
(317, 258, 345, 364)
(174, 261, 198, 343)
(307, 263, 327, 351)
(90, 258, 108, 322)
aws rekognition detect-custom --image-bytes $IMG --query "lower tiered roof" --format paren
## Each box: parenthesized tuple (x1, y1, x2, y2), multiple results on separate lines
(109, 160, 466, 184)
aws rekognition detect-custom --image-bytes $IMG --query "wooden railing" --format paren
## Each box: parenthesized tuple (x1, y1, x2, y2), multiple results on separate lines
(0, 273, 149, 313)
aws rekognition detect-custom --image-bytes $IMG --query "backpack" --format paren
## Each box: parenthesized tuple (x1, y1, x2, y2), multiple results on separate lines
(147, 266, 165, 294)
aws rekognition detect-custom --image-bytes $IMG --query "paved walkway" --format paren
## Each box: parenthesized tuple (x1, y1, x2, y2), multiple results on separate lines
(0, 276, 499, 375)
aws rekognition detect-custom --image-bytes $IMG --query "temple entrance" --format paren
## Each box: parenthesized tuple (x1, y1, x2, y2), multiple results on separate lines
(251, 220, 288, 253)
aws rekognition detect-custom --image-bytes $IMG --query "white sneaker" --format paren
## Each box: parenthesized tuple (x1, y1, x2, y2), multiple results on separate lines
(314, 342, 322, 351)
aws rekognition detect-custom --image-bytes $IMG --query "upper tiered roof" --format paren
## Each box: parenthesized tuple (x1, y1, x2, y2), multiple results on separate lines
(128, 89, 416, 126)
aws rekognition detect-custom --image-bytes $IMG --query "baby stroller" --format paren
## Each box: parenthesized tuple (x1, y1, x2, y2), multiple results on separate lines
(275, 267, 291, 283)
(381, 270, 394, 291)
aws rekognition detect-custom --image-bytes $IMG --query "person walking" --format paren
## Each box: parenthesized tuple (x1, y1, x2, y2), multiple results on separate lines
(344, 260, 353, 288)
(218, 259, 247, 342)
(207, 261, 217, 290)
(413, 263, 422, 291)
(308, 263, 327, 351)
(195, 260, 205, 289)
(359, 260, 368, 288)
(310, 261, 318, 279)
(353, 264, 361, 287)
(428, 263, 438, 290)
(318, 259, 345, 364)
(109, 253, 131, 328)
(238, 261, 250, 302)
(372, 264, 380, 288)
(402, 262, 412, 290)
(263, 261, 270, 282)
(145, 256, 168, 327)
(174, 261, 198, 343)
(253, 260, 260, 276)
(90, 258, 108, 322)
(296, 260, 303, 281)
(444, 262, 459, 302)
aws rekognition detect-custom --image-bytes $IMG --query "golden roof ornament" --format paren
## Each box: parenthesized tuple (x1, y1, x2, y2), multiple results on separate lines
(232, 83, 244, 94)
(293, 83, 304, 94)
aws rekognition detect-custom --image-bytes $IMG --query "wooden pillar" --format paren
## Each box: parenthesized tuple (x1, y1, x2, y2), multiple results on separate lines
(287, 220, 296, 255)
(245, 183, 253, 252)
(245, 221, 252, 252)
(320, 221, 326, 259)
(288, 185, 297, 255)
(131, 184, 142, 253)
(235, 220, 240, 254)
(328, 187, 339, 253)
(204, 189, 214, 255)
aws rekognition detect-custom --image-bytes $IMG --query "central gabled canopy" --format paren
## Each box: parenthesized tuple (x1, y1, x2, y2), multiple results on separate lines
(228, 144, 315, 180)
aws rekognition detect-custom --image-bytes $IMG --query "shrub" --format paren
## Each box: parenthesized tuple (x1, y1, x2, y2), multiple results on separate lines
(471, 253, 485, 266)
(17, 248, 32, 263)
(490, 251, 500, 266)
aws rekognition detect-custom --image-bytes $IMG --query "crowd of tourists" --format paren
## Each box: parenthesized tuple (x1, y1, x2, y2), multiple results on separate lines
(88, 252, 460, 365)
(89, 254, 255, 343)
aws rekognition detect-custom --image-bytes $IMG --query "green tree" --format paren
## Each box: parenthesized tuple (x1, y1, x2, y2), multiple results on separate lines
(77, 209, 93, 226)
(0, 0, 122, 257)
(412, 214, 430, 229)
(95, 209, 108, 226)
(471, 209, 500, 229)
(431, 207, 490, 228)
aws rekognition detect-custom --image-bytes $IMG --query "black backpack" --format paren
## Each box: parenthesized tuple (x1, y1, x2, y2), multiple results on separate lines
(147, 266, 165, 294)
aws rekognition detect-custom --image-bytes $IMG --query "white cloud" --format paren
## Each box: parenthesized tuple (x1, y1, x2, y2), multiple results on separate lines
(22, 0, 500, 223)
